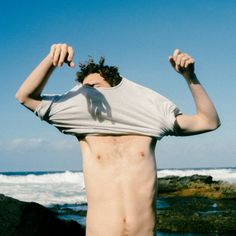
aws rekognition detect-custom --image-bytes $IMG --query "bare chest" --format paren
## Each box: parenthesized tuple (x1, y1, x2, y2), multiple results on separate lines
(78, 135, 156, 161)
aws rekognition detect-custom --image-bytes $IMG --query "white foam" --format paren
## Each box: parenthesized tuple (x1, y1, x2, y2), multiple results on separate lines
(1, 169, 236, 206)
(157, 168, 236, 183)
(0, 171, 87, 206)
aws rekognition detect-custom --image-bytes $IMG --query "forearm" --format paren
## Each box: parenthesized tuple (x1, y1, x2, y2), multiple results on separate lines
(16, 54, 55, 102)
(184, 73, 221, 129)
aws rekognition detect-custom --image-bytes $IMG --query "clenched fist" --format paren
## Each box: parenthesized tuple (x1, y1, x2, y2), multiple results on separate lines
(169, 49, 195, 78)
(49, 43, 75, 68)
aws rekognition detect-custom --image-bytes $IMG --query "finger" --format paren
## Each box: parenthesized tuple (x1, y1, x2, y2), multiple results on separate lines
(168, 56, 176, 68)
(176, 53, 189, 67)
(184, 58, 195, 68)
(173, 49, 181, 61)
(58, 44, 68, 66)
(176, 54, 183, 66)
(67, 46, 74, 62)
(50, 44, 57, 60)
(180, 56, 189, 67)
(67, 46, 75, 67)
(53, 44, 62, 66)
(69, 61, 75, 68)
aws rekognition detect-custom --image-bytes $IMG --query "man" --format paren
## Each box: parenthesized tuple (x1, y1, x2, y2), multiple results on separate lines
(16, 43, 220, 236)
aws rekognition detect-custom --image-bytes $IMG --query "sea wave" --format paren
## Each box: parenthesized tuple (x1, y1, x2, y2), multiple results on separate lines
(0, 168, 236, 206)
(0, 171, 86, 206)
(0, 171, 83, 184)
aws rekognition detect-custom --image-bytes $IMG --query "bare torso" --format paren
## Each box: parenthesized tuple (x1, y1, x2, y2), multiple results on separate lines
(78, 135, 158, 236)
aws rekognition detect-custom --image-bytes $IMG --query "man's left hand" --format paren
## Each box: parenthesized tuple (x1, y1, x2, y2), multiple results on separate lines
(169, 49, 195, 79)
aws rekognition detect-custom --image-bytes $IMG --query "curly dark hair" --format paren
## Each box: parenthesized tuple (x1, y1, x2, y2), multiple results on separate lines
(75, 57, 122, 87)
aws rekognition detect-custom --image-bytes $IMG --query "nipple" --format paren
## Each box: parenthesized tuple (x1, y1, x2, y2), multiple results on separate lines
(140, 152, 145, 158)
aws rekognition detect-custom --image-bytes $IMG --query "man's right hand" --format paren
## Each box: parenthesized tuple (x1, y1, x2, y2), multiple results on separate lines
(49, 43, 75, 68)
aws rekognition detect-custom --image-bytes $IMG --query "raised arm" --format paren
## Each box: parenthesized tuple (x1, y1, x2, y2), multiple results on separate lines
(15, 44, 75, 111)
(168, 49, 221, 136)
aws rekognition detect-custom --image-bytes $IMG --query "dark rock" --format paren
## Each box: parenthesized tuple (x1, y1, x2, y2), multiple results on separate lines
(156, 196, 236, 233)
(157, 175, 236, 199)
(50, 204, 87, 217)
(157, 174, 216, 194)
(156, 175, 236, 233)
(0, 194, 85, 236)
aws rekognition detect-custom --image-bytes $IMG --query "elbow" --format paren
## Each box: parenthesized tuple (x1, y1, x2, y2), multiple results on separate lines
(207, 117, 221, 131)
(214, 119, 221, 130)
(15, 90, 32, 105)
(198, 112, 221, 132)
(15, 91, 26, 104)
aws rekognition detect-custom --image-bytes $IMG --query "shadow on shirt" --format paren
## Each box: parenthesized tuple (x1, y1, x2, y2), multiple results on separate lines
(55, 85, 114, 124)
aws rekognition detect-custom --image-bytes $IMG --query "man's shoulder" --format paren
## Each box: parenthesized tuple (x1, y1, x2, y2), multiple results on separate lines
(124, 78, 156, 93)
(124, 77, 176, 105)
(125, 78, 165, 99)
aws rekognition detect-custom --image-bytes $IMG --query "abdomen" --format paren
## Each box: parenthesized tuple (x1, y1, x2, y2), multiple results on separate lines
(80, 135, 157, 236)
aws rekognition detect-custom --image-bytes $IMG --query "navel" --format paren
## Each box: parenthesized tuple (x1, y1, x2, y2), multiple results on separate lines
(97, 155, 101, 160)
(112, 137, 117, 143)
(140, 151, 145, 158)
(123, 217, 126, 223)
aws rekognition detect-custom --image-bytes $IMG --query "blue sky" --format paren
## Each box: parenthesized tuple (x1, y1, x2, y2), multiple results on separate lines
(0, 0, 235, 171)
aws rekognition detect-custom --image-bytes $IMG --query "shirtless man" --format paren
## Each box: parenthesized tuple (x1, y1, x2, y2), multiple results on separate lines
(15, 43, 220, 236)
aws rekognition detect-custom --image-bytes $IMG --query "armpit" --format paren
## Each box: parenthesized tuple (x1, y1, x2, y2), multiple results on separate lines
(173, 118, 183, 136)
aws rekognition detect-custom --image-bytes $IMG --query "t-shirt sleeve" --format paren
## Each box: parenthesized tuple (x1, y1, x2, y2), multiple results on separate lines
(161, 98, 182, 136)
(34, 94, 62, 122)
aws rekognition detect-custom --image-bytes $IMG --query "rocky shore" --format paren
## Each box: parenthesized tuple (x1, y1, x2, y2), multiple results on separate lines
(0, 194, 85, 236)
(157, 175, 236, 234)
(1, 175, 236, 235)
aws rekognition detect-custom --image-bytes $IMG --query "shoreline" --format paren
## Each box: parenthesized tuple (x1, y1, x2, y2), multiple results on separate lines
(1, 174, 236, 234)
(1, 166, 235, 173)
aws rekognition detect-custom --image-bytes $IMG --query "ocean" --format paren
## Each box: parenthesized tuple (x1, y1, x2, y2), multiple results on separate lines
(1, 167, 236, 235)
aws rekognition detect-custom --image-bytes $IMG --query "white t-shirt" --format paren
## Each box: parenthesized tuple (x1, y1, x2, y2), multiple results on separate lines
(34, 78, 182, 139)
